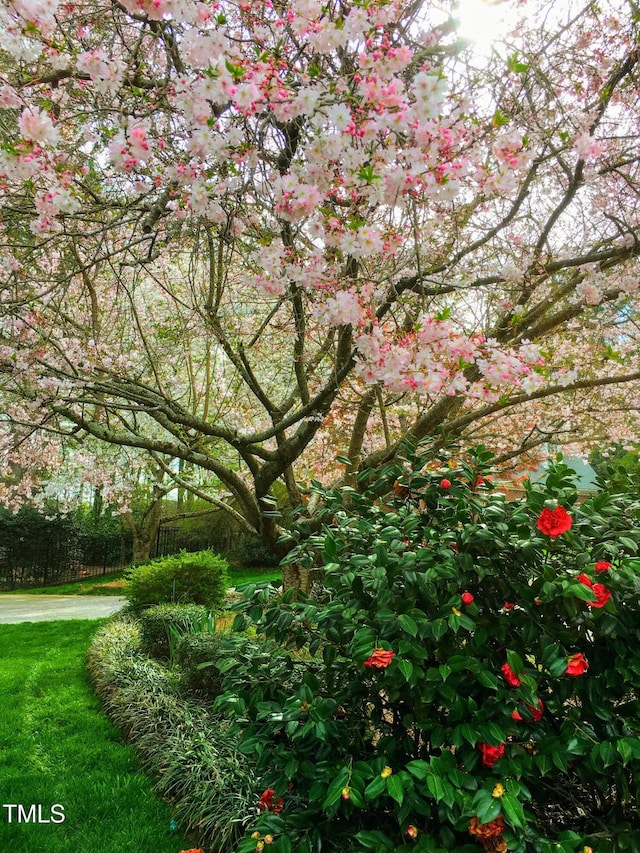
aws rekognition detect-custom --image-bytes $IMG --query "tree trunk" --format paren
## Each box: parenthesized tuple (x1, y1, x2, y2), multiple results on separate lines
(92, 486, 104, 521)
(131, 531, 154, 564)
(122, 495, 164, 564)
(281, 562, 315, 595)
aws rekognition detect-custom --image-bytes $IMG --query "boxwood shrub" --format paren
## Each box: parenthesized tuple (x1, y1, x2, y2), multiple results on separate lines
(175, 632, 225, 695)
(126, 549, 228, 610)
(138, 603, 208, 659)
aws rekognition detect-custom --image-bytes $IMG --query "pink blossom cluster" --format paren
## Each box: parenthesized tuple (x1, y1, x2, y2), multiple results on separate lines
(76, 49, 126, 95)
(353, 317, 545, 399)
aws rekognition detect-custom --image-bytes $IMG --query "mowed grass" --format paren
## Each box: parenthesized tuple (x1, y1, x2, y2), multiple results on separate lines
(14, 572, 129, 596)
(0, 620, 196, 853)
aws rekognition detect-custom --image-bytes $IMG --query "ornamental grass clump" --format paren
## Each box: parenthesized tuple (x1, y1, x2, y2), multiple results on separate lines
(224, 443, 640, 853)
(88, 618, 258, 851)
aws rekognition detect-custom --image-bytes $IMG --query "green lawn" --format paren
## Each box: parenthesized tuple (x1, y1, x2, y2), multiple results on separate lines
(0, 620, 197, 853)
(12, 572, 129, 596)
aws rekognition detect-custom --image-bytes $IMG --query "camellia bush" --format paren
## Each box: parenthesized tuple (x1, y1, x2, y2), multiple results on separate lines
(220, 443, 640, 853)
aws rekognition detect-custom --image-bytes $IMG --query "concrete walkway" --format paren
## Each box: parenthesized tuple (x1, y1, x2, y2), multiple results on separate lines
(0, 594, 127, 624)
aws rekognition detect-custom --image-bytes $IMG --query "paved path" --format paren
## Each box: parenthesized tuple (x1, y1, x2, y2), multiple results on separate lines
(0, 594, 127, 624)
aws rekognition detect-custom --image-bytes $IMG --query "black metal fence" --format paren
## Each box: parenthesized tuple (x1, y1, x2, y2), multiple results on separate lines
(0, 508, 232, 592)
(151, 526, 211, 559)
(0, 508, 134, 591)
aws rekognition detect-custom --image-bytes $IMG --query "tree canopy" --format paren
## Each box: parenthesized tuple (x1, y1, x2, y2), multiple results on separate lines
(0, 0, 639, 546)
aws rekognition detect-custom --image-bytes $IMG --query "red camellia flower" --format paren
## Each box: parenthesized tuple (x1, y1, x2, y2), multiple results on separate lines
(440, 478, 451, 489)
(501, 662, 522, 687)
(364, 648, 395, 669)
(503, 601, 514, 610)
(536, 506, 572, 537)
(565, 652, 589, 677)
(469, 815, 506, 840)
(590, 583, 611, 608)
(479, 742, 505, 767)
(595, 561, 612, 573)
(511, 698, 544, 722)
(469, 815, 507, 852)
(576, 573, 611, 608)
(258, 789, 284, 813)
(461, 591, 474, 605)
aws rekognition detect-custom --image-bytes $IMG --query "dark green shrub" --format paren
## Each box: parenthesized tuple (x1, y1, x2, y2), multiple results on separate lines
(175, 632, 225, 695)
(215, 633, 322, 711)
(227, 444, 640, 853)
(138, 603, 208, 659)
(126, 549, 228, 609)
(87, 618, 258, 851)
(234, 536, 280, 567)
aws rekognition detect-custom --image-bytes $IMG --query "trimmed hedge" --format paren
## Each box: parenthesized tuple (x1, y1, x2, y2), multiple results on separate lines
(87, 617, 258, 851)
(126, 549, 229, 609)
(137, 603, 208, 659)
(175, 632, 225, 695)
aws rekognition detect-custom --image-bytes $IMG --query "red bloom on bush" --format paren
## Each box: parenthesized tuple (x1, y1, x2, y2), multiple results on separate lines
(536, 506, 572, 537)
(469, 815, 506, 839)
(590, 583, 611, 608)
(565, 652, 589, 677)
(576, 573, 611, 608)
(595, 561, 612, 573)
(479, 742, 505, 767)
(503, 601, 514, 610)
(511, 698, 544, 722)
(461, 591, 474, 605)
(501, 662, 522, 687)
(364, 648, 395, 669)
(258, 789, 284, 813)
(440, 478, 451, 490)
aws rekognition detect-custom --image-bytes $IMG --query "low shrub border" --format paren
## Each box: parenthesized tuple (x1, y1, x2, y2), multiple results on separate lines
(87, 615, 258, 852)
(137, 603, 210, 659)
